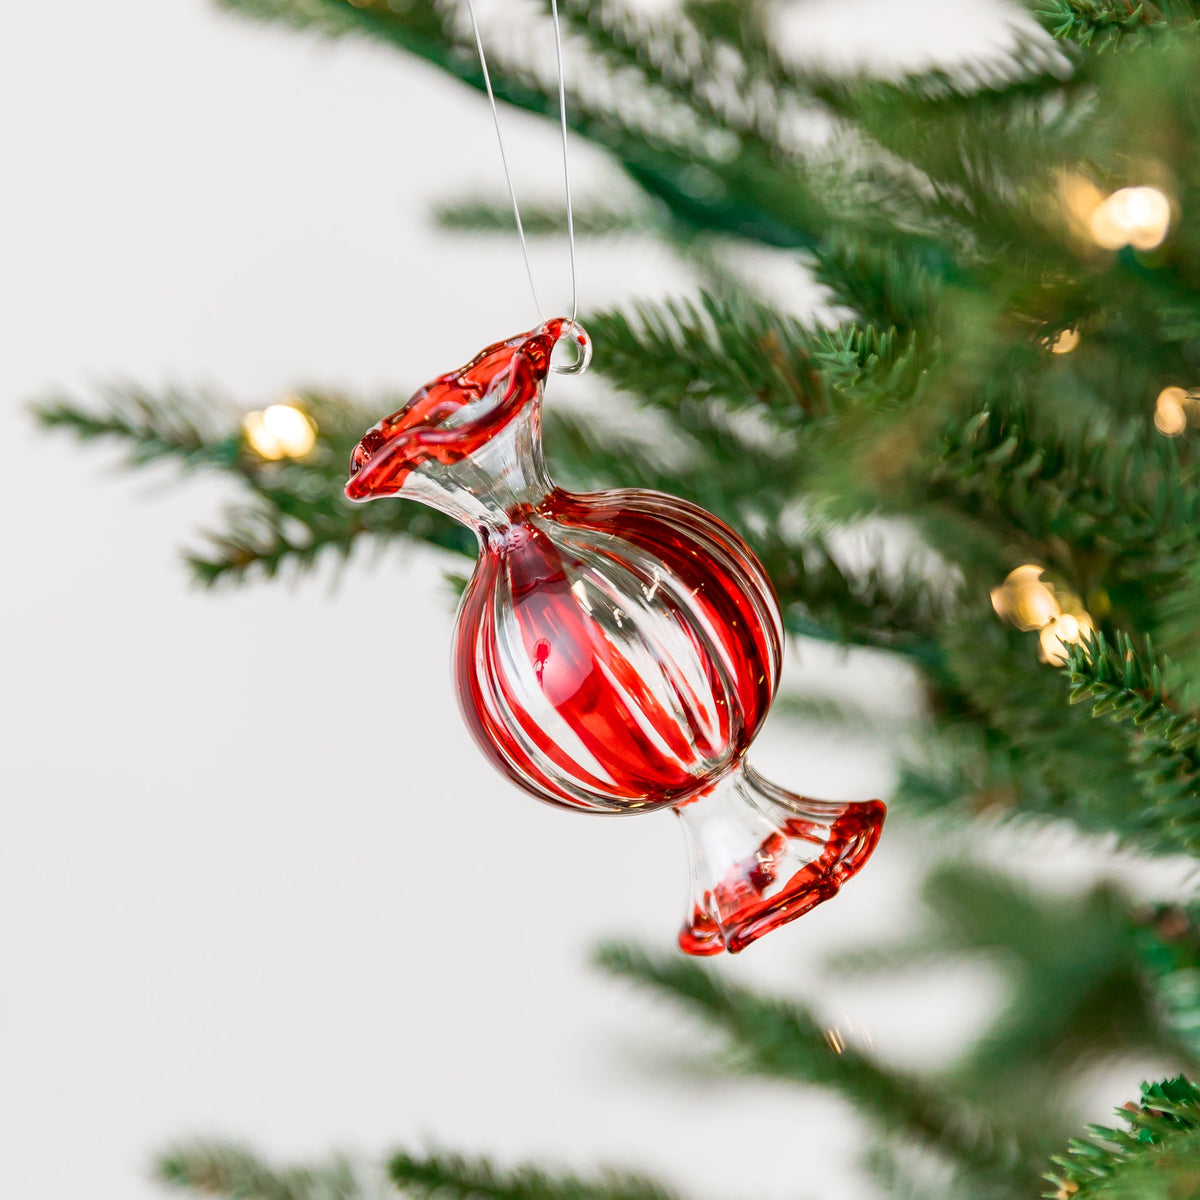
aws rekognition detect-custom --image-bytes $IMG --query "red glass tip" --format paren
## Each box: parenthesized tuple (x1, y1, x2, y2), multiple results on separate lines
(345, 319, 571, 502)
(679, 801, 886, 956)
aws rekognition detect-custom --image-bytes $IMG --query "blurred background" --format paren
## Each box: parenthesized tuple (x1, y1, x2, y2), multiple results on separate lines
(3, 2, 1198, 1199)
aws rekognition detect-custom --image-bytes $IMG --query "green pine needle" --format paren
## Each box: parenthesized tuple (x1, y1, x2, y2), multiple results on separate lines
(1044, 1077, 1200, 1199)
(157, 1141, 373, 1200)
(33, 386, 476, 586)
(593, 943, 1034, 1181)
(1030, 1, 1200, 50)
(586, 292, 825, 422)
(35, 387, 243, 472)
(434, 198, 653, 238)
(389, 1150, 678, 1200)
(830, 862, 1200, 1094)
(1064, 631, 1199, 753)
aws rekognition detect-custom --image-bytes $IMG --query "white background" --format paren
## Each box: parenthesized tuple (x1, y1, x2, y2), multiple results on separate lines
(1, 2, 1190, 1198)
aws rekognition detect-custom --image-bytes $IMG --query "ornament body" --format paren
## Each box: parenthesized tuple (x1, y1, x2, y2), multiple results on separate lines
(347, 320, 884, 954)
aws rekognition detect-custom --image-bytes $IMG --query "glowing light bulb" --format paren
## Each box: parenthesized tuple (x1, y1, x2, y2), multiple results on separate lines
(1088, 186, 1172, 251)
(243, 400, 317, 460)
(1155, 387, 1188, 437)
(991, 565, 1061, 631)
(1050, 328, 1080, 354)
(1039, 611, 1094, 666)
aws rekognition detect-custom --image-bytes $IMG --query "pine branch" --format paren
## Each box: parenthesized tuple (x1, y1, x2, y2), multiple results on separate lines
(585, 293, 825, 423)
(1152, 546, 1200, 689)
(193, 497, 473, 587)
(594, 943, 1036, 1183)
(810, 229, 942, 335)
(31, 383, 951, 655)
(784, 21, 1072, 109)
(858, 1145, 959, 1200)
(927, 398, 1200, 624)
(769, 690, 927, 736)
(829, 860, 1064, 976)
(434, 197, 652, 237)
(770, 531, 952, 661)
(215, 0, 826, 251)
(545, 409, 785, 544)
(553, 0, 1074, 270)
(806, 324, 929, 412)
(552, 0, 717, 122)
(794, 44, 1086, 273)
(1136, 904, 1200, 1064)
(389, 1150, 678, 1200)
(1064, 631, 1200, 754)
(34, 387, 476, 586)
(551, 0, 783, 147)
(35, 387, 242, 471)
(157, 1140, 373, 1200)
(1044, 1077, 1200, 1199)
(1030, 0, 1200, 50)
(831, 863, 1199, 1095)
(904, 618, 1151, 844)
(915, 628, 1200, 857)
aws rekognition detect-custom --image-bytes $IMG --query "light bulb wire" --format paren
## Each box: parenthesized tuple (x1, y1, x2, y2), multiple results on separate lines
(463, 0, 578, 330)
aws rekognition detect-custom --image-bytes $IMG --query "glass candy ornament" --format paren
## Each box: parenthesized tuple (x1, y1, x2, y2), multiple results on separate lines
(346, 319, 885, 954)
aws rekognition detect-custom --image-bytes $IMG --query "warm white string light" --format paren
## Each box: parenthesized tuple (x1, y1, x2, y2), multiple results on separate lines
(1050, 328, 1080, 354)
(1088, 186, 1172, 251)
(243, 401, 317, 460)
(991, 565, 1094, 667)
(1056, 171, 1173, 252)
(1155, 387, 1190, 437)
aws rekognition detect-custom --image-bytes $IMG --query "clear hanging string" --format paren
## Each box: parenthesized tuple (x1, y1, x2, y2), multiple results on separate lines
(463, 0, 588, 374)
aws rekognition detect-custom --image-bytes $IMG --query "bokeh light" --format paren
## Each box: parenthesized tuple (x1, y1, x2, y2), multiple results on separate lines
(991, 565, 1061, 632)
(1088, 186, 1172, 252)
(1051, 328, 1080, 354)
(1155, 387, 1189, 437)
(243, 400, 317, 460)
(1039, 612, 1095, 667)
